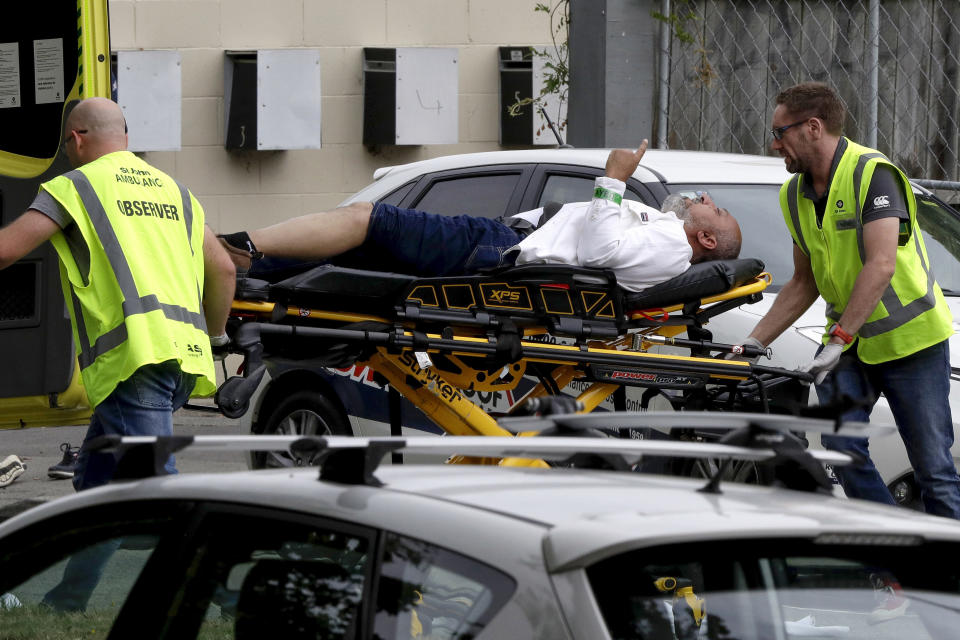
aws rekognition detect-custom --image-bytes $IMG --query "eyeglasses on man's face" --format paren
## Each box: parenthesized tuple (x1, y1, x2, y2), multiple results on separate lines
(770, 119, 808, 141)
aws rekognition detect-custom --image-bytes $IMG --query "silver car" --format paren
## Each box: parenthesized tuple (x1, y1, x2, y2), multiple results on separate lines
(2, 415, 960, 639)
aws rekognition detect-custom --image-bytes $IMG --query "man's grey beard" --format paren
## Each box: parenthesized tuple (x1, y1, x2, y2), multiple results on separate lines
(660, 194, 691, 220)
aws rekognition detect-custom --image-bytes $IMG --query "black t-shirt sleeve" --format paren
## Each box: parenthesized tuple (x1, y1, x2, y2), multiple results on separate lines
(862, 164, 909, 224)
(30, 189, 91, 276)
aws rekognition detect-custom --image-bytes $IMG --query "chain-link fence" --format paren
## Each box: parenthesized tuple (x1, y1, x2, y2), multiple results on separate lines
(656, 0, 960, 199)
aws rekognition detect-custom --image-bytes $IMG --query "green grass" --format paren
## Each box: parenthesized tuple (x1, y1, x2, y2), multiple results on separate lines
(0, 605, 234, 640)
(0, 606, 118, 640)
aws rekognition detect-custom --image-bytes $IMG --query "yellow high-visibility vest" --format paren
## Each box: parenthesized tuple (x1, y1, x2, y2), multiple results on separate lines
(781, 139, 952, 364)
(44, 150, 215, 407)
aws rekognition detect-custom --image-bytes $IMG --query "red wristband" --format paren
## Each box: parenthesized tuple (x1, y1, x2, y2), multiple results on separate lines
(829, 323, 855, 344)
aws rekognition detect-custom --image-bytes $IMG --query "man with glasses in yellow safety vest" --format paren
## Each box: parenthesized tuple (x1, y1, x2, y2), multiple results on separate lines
(0, 97, 235, 612)
(0, 97, 235, 491)
(735, 82, 960, 519)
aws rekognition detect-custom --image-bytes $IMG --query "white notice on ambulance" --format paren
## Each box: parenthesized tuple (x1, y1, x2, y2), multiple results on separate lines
(0, 43, 21, 109)
(34, 38, 64, 104)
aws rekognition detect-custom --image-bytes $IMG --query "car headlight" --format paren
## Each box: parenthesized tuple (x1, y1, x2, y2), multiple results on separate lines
(795, 326, 825, 345)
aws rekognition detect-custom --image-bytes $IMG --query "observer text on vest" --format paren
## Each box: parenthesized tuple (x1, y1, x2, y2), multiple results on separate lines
(115, 199, 179, 220)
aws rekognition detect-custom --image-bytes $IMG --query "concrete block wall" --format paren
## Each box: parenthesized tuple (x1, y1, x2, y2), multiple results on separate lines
(108, 0, 557, 233)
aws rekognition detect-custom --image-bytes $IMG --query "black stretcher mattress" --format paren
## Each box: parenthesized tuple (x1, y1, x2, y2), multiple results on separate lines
(236, 258, 766, 322)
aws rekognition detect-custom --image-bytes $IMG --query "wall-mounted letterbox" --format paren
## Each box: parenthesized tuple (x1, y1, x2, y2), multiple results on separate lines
(499, 46, 533, 145)
(363, 47, 458, 146)
(498, 46, 567, 146)
(224, 49, 322, 151)
(116, 50, 181, 152)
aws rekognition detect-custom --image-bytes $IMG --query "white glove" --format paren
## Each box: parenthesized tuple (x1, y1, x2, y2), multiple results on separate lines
(799, 343, 844, 384)
(209, 333, 230, 347)
(725, 337, 765, 364)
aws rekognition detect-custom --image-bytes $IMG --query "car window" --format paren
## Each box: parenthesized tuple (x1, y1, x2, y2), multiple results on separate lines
(587, 539, 960, 640)
(412, 173, 523, 218)
(538, 174, 645, 208)
(0, 503, 189, 640)
(172, 509, 373, 640)
(373, 532, 516, 640)
(1, 535, 160, 638)
(916, 195, 960, 295)
(668, 183, 793, 287)
(379, 180, 417, 207)
(0, 501, 516, 640)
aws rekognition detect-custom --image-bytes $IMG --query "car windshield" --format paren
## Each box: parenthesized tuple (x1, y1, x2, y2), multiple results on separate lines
(917, 194, 960, 296)
(588, 538, 960, 640)
(669, 184, 960, 294)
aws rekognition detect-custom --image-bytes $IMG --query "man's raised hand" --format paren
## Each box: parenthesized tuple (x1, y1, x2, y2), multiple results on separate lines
(604, 139, 649, 182)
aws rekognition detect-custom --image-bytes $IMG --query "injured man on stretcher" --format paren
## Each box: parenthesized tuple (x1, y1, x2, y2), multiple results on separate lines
(220, 141, 742, 293)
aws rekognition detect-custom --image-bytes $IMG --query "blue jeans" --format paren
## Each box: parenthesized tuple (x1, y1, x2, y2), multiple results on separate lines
(817, 340, 960, 519)
(358, 203, 523, 276)
(43, 361, 196, 612)
(73, 359, 197, 491)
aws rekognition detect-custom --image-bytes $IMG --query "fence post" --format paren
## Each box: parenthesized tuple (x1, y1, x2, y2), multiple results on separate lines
(657, 0, 671, 148)
(567, 0, 607, 147)
(866, 0, 879, 148)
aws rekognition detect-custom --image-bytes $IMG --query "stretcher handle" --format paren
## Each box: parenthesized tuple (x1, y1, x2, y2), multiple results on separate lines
(732, 343, 772, 359)
(641, 334, 772, 359)
(750, 364, 814, 384)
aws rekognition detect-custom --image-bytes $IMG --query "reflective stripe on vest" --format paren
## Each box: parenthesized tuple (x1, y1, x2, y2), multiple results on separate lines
(786, 155, 937, 339)
(65, 170, 207, 370)
(785, 176, 809, 256)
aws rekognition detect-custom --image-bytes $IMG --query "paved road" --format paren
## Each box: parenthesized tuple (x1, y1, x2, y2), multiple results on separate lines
(0, 402, 247, 517)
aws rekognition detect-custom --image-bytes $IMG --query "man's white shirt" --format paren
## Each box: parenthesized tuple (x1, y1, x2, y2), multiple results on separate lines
(511, 176, 692, 292)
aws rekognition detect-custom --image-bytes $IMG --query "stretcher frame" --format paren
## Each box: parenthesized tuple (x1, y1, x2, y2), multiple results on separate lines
(216, 260, 814, 468)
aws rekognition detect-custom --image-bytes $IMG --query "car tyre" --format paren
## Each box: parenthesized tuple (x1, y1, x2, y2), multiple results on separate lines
(253, 390, 352, 469)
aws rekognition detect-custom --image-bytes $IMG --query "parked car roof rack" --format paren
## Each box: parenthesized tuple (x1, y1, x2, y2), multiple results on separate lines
(497, 410, 890, 438)
(86, 412, 894, 494)
(496, 411, 896, 495)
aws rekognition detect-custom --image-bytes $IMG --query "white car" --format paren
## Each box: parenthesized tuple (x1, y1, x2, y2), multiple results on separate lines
(236, 148, 960, 505)
(3, 418, 960, 639)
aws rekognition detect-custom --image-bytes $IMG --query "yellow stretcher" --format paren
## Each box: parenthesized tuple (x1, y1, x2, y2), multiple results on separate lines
(215, 258, 811, 464)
